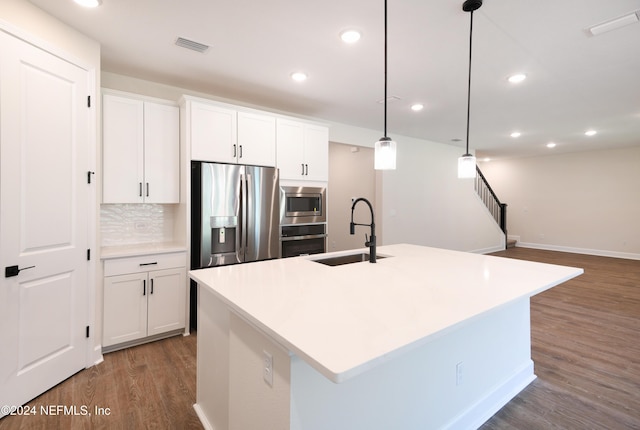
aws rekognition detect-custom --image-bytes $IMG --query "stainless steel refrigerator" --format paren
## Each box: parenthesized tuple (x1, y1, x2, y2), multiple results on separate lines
(190, 161, 280, 327)
(191, 161, 280, 270)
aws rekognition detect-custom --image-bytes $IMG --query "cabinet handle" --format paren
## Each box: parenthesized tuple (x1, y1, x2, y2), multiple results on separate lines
(150, 278, 154, 294)
(239, 145, 243, 158)
(305, 164, 309, 176)
(139, 182, 143, 197)
(233, 144, 237, 158)
(301, 163, 305, 175)
(146, 183, 149, 197)
(139, 262, 158, 266)
(143, 279, 146, 296)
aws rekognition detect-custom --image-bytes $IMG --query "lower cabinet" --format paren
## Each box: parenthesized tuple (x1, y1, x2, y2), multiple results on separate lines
(103, 252, 186, 351)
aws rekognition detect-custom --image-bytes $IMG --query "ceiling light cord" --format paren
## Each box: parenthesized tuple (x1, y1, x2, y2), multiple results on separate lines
(464, 7, 474, 157)
(384, 0, 388, 138)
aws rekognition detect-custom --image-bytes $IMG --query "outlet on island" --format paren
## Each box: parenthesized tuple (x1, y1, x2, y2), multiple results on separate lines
(263, 350, 273, 387)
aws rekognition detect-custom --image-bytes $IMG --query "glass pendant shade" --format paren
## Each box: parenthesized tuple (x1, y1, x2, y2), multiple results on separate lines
(457, 154, 476, 178)
(374, 137, 397, 170)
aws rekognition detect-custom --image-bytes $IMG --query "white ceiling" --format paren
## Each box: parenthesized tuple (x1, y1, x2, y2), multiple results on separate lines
(28, 0, 640, 160)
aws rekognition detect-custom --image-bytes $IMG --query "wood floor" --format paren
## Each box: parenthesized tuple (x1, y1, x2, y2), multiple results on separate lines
(1, 248, 638, 429)
(481, 248, 640, 430)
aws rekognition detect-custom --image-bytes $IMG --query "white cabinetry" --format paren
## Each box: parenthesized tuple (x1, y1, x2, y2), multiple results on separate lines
(237, 111, 276, 166)
(276, 119, 328, 181)
(184, 97, 276, 167)
(103, 252, 186, 351)
(103, 92, 179, 203)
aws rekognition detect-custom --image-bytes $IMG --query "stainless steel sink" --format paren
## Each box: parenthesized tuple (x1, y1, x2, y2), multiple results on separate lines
(312, 253, 387, 266)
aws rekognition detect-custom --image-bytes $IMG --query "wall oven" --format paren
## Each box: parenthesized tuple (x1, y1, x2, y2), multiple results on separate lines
(280, 186, 326, 225)
(281, 224, 326, 258)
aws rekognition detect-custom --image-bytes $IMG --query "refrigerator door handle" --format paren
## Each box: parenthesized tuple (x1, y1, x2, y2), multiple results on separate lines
(239, 172, 249, 261)
(244, 173, 251, 253)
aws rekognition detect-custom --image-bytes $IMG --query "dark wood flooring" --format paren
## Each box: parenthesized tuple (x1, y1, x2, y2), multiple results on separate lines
(1, 248, 638, 429)
(481, 248, 640, 430)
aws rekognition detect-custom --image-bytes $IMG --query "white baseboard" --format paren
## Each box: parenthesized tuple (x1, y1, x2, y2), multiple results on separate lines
(193, 403, 215, 430)
(444, 361, 536, 430)
(474, 244, 506, 254)
(517, 242, 640, 261)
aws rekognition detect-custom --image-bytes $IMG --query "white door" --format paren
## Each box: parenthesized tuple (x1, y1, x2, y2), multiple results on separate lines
(147, 268, 186, 336)
(144, 102, 179, 203)
(102, 94, 144, 203)
(102, 273, 148, 347)
(0, 30, 90, 414)
(237, 111, 276, 167)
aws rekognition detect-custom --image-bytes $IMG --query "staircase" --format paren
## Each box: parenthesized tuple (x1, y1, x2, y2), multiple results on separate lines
(474, 166, 511, 249)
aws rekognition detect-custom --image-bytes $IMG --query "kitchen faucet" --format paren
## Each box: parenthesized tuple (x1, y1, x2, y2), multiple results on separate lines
(350, 197, 376, 263)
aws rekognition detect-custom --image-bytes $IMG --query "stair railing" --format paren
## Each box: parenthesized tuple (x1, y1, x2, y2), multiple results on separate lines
(475, 166, 507, 244)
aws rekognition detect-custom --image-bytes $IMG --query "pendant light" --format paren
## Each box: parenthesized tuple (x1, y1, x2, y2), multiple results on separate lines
(458, 0, 482, 179)
(374, 0, 397, 170)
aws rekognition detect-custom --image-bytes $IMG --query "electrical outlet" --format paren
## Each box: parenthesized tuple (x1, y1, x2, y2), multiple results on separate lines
(263, 350, 273, 387)
(456, 361, 464, 386)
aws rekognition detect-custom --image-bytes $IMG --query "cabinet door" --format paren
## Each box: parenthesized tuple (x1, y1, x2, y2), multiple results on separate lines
(103, 273, 148, 347)
(190, 101, 237, 163)
(304, 125, 329, 182)
(103, 94, 144, 203)
(147, 268, 186, 337)
(276, 118, 305, 180)
(144, 102, 179, 203)
(237, 112, 276, 167)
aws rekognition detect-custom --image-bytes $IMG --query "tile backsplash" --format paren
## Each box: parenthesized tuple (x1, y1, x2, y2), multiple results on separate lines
(100, 204, 175, 247)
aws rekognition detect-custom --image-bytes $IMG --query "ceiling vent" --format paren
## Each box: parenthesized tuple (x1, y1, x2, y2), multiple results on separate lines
(175, 37, 210, 53)
(586, 11, 639, 36)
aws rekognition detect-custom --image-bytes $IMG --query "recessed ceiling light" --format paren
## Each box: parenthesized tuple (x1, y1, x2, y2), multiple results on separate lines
(410, 103, 424, 111)
(510, 131, 521, 138)
(74, 0, 101, 7)
(482, 157, 491, 162)
(585, 130, 597, 136)
(508, 74, 527, 84)
(340, 30, 362, 44)
(290, 72, 308, 82)
(546, 142, 557, 148)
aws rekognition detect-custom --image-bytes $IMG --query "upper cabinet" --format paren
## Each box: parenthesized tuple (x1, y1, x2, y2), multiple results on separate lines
(184, 97, 276, 167)
(103, 92, 179, 204)
(276, 119, 328, 182)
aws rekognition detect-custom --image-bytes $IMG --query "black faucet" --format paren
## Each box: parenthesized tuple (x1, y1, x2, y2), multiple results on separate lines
(350, 197, 376, 263)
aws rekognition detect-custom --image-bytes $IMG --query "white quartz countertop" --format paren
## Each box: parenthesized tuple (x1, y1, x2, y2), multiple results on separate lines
(100, 242, 186, 260)
(189, 244, 583, 383)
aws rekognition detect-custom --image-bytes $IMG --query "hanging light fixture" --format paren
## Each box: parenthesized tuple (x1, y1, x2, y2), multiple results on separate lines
(374, 0, 397, 170)
(458, 0, 482, 179)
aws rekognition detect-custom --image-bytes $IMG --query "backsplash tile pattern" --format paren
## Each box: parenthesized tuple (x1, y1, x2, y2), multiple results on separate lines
(100, 204, 175, 246)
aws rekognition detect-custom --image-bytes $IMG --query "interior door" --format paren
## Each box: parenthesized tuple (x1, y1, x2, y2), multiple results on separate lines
(0, 30, 90, 414)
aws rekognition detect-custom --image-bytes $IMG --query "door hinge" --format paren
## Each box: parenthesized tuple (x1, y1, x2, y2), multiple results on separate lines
(87, 171, 95, 184)
(87, 249, 91, 261)
(86, 326, 90, 338)
(87, 95, 91, 108)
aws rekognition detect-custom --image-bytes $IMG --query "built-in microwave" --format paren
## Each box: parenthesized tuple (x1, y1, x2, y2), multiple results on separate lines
(280, 186, 326, 225)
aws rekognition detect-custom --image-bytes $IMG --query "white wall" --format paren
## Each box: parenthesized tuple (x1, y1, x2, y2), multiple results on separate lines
(480, 146, 640, 259)
(327, 143, 376, 252)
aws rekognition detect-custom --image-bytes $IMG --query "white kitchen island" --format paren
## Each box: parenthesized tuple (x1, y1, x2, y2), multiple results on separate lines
(189, 244, 583, 430)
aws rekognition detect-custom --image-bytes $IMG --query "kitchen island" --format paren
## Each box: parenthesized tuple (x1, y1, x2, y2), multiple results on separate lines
(189, 244, 583, 430)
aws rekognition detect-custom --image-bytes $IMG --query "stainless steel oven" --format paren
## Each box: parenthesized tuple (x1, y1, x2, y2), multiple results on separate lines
(281, 224, 326, 258)
(280, 186, 326, 225)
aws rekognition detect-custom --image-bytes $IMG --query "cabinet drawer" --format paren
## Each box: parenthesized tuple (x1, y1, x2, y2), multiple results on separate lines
(104, 252, 186, 277)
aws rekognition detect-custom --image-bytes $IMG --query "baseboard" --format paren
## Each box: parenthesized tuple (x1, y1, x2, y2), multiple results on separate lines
(517, 242, 640, 261)
(193, 403, 215, 430)
(473, 244, 506, 254)
(443, 361, 536, 430)
(92, 345, 104, 367)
